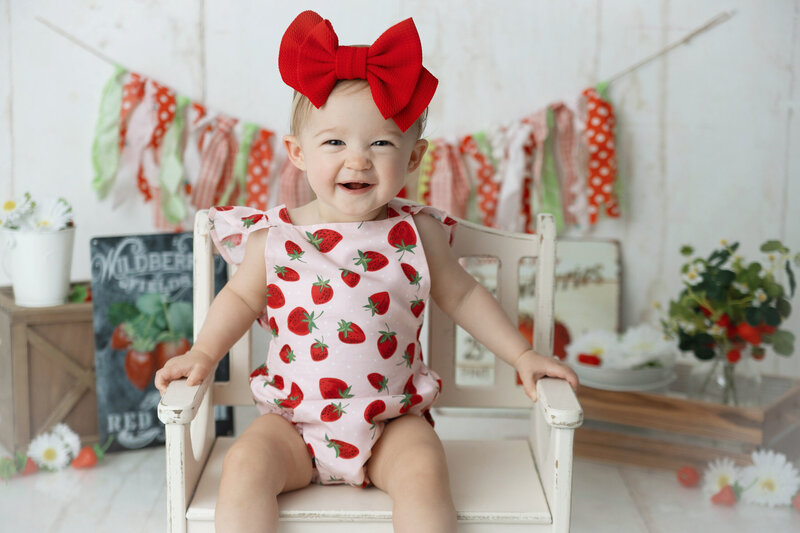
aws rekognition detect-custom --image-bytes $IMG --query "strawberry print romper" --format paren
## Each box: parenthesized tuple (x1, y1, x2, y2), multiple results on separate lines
(208, 198, 457, 486)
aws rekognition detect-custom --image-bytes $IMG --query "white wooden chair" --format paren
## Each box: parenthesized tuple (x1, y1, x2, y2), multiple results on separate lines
(158, 209, 583, 533)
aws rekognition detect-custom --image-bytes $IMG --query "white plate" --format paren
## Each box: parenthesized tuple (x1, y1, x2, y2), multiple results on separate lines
(573, 365, 677, 392)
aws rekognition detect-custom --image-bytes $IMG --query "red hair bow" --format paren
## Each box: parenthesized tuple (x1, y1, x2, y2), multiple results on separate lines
(279, 10, 437, 132)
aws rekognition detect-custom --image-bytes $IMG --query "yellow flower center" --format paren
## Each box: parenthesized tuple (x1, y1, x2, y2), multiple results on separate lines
(760, 478, 776, 493)
(687, 271, 697, 280)
(717, 474, 729, 489)
(43, 447, 57, 462)
(2, 200, 16, 212)
(37, 220, 51, 228)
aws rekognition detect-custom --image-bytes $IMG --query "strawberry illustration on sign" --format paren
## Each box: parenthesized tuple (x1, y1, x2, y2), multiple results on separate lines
(387, 221, 417, 260)
(353, 250, 388, 272)
(364, 291, 390, 316)
(274, 265, 300, 281)
(310, 338, 329, 361)
(339, 268, 361, 288)
(401, 263, 421, 287)
(285, 240, 306, 262)
(311, 276, 334, 305)
(337, 320, 366, 344)
(320, 402, 348, 422)
(377, 324, 398, 359)
(241, 213, 265, 228)
(319, 377, 354, 399)
(287, 307, 322, 335)
(266, 284, 285, 309)
(368, 373, 389, 392)
(325, 435, 359, 459)
(306, 229, 343, 253)
(275, 382, 304, 409)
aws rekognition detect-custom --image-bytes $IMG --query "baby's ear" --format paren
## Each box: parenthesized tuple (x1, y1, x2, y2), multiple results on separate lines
(283, 135, 306, 171)
(407, 138, 428, 173)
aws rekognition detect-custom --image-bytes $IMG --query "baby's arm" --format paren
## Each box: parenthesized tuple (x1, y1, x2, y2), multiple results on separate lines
(414, 214, 578, 402)
(154, 229, 269, 394)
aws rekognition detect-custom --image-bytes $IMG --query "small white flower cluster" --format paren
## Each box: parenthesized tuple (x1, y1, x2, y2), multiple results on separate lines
(705, 450, 800, 507)
(565, 324, 676, 369)
(26, 423, 82, 471)
(0, 192, 73, 231)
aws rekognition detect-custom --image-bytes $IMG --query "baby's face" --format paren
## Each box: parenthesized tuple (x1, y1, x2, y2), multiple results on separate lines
(289, 82, 427, 223)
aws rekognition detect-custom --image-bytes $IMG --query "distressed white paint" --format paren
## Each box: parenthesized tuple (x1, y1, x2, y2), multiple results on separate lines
(1, 0, 798, 382)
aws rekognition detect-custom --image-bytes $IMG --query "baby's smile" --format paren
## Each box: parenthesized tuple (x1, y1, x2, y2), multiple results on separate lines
(340, 182, 373, 191)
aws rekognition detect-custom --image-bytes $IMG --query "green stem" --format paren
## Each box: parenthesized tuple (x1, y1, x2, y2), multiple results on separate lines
(700, 357, 720, 396)
(162, 300, 174, 335)
(726, 363, 739, 407)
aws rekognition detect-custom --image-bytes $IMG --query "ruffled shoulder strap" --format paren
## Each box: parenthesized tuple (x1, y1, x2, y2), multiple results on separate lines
(208, 205, 275, 265)
(389, 198, 458, 246)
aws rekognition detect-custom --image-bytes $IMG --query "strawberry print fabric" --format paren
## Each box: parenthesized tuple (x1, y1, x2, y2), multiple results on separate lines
(208, 199, 456, 486)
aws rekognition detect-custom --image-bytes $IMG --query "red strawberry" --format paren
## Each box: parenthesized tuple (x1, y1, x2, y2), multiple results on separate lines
(241, 213, 265, 228)
(287, 307, 322, 336)
(285, 240, 306, 262)
(736, 322, 762, 345)
(353, 250, 388, 272)
(268, 375, 284, 389)
(726, 349, 741, 364)
(250, 363, 268, 379)
(410, 298, 425, 318)
(377, 326, 398, 359)
(20, 457, 38, 475)
(274, 265, 300, 281)
(279, 207, 292, 223)
(364, 292, 390, 316)
(368, 373, 389, 392)
(387, 206, 400, 217)
(310, 338, 329, 361)
(388, 221, 417, 260)
(364, 400, 386, 438)
(752, 346, 766, 360)
(215, 206, 234, 212)
(710, 485, 737, 506)
(403, 374, 417, 394)
(320, 402, 348, 422)
(676, 466, 700, 487)
(337, 320, 366, 344)
(268, 316, 279, 336)
(578, 353, 601, 366)
(793, 491, 800, 513)
(266, 284, 285, 309)
(312, 276, 334, 305)
(319, 377, 354, 399)
(275, 382, 303, 408)
(340, 268, 361, 288)
(220, 233, 243, 249)
(401, 263, 421, 287)
(325, 435, 359, 459)
(279, 344, 296, 364)
(400, 392, 423, 414)
(398, 343, 416, 368)
(306, 229, 343, 253)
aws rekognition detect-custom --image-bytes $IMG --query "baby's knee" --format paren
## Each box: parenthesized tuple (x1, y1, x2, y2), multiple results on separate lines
(391, 440, 450, 493)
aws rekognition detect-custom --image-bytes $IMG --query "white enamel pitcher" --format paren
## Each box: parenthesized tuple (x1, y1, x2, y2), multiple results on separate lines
(1, 227, 75, 307)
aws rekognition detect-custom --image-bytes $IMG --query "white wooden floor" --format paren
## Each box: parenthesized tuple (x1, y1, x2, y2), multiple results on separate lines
(2, 413, 796, 533)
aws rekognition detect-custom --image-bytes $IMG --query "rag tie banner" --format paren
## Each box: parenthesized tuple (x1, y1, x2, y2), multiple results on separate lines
(91, 66, 620, 233)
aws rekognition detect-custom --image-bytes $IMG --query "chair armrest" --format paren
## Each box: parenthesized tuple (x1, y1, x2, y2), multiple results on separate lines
(157, 377, 212, 425)
(535, 377, 583, 428)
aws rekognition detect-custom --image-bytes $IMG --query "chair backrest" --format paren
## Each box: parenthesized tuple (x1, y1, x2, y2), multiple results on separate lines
(193, 210, 556, 409)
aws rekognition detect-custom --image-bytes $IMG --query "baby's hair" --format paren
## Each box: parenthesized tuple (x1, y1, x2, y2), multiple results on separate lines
(289, 79, 428, 140)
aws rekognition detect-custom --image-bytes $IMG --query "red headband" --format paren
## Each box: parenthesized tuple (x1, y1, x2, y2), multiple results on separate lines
(279, 10, 437, 132)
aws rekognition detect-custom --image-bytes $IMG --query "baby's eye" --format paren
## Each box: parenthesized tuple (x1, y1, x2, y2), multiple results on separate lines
(324, 139, 344, 146)
(372, 140, 393, 147)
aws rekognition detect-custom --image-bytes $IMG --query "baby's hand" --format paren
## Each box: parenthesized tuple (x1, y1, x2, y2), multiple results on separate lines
(514, 350, 579, 403)
(154, 349, 216, 394)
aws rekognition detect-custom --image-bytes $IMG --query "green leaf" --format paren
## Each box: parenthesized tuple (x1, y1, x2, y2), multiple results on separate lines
(764, 280, 783, 299)
(745, 306, 763, 326)
(729, 242, 740, 254)
(708, 249, 730, 267)
(694, 345, 716, 360)
(760, 240, 787, 254)
(136, 293, 166, 316)
(770, 330, 795, 356)
(776, 298, 791, 318)
(108, 302, 139, 326)
(715, 269, 736, 287)
(763, 306, 781, 327)
(680, 245, 694, 256)
(786, 260, 796, 298)
(167, 301, 193, 337)
(68, 284, 89, 303)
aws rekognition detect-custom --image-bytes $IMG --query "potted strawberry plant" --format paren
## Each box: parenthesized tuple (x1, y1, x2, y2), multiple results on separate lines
(661, 239, 798, 406)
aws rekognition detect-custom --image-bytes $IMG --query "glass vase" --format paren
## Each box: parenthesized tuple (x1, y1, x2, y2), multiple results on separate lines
(687, 353, 762, 407)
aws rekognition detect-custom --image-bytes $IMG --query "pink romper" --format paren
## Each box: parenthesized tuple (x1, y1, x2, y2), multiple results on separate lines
(209, 199, 457, 486)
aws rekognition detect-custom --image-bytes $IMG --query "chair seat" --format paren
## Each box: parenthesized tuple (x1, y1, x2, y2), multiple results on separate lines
(187, 436, 551, 526)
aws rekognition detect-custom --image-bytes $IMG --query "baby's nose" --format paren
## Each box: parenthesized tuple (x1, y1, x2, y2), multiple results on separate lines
(345, 150, 372, 170)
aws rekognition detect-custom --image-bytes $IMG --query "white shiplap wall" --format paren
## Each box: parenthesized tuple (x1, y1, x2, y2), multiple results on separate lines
(1, 0, 798, 378)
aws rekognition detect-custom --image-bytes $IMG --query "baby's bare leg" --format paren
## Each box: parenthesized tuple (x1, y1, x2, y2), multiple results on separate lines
(215, 413, 313, 533)
(367, 414, 457, 533)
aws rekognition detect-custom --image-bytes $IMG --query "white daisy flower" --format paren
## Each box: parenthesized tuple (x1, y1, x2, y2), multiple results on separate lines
(51, 423, 81, 459)
(708, 324, 727, 337)
(565, 330, 619, 366)
(0, 192, 34, 229)
(31, 197, 73, 231)
(616, 324, 675, 369)
(682, 261, 706, 286)
(752, 289, 767, 306)
(679, 321, 697, 334)
(732, 282, 749, 294)
(740, 450, 800, 507)
(27, 432, 71, 471)
(703, 457, 739, 496)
